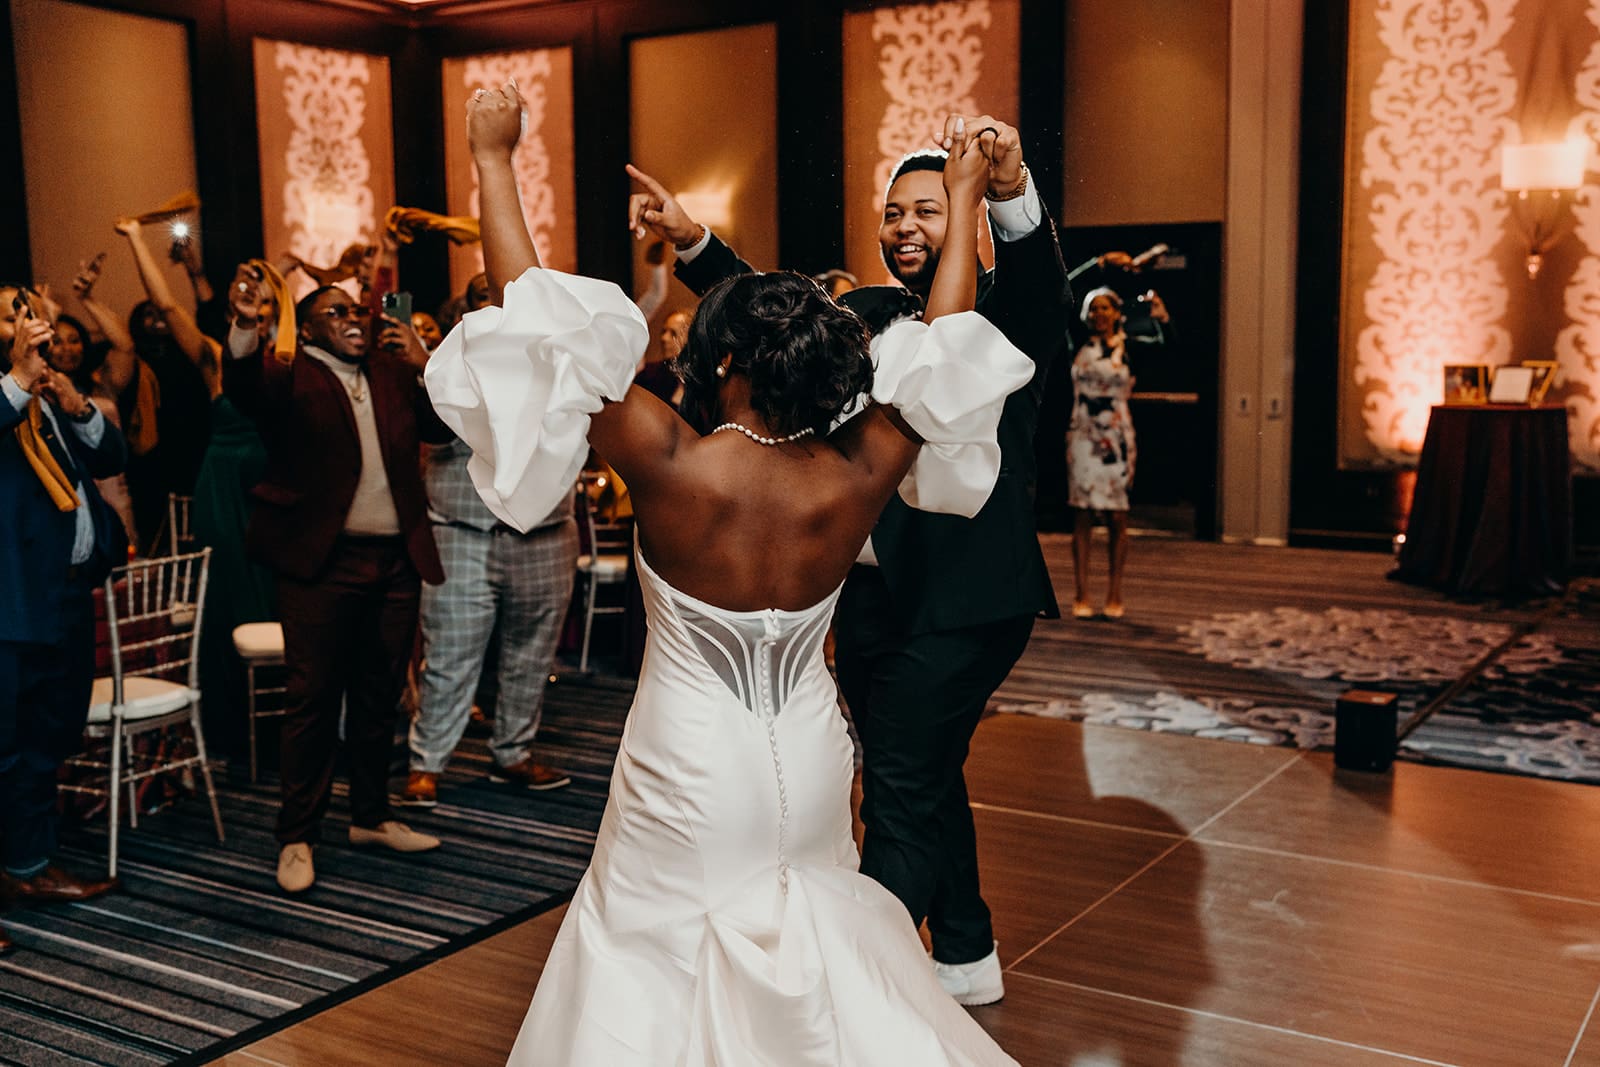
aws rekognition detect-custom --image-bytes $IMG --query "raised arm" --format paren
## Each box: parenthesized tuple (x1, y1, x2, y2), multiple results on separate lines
(114, 217, 216, 376)
(461, 81, 684, 499)
(627, 164, 753, 296)
(923, 120, 987, 322)
(835, 125, 989, 477)
(70, 252, 138, 397)
(468, 82, 541, 303)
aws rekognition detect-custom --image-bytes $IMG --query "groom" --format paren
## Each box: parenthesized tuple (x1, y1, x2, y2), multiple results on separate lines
(628, 113, 1069, 1005)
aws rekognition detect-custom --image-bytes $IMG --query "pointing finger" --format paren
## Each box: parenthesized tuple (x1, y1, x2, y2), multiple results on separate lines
(625, 164, 673, 203)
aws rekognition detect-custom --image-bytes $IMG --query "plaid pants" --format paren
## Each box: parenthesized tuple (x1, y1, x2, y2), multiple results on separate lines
(409, 519, 578, 773)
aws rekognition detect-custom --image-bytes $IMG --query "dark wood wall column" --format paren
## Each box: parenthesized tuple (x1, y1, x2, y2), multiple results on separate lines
(0, 0, 31, 284)
(1018, 0, 1064, 221)
(777, 2, 845, 275)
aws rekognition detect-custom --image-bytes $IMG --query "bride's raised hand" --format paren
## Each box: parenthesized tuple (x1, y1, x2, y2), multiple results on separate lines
(467, 80, 525, 162)
(941, 117, 989, 211)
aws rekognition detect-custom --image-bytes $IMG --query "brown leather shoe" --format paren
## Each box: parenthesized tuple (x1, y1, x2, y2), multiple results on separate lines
(398, 770, 438, 808)
(490, 758, 571, 791)
(1, 864, 118, 904)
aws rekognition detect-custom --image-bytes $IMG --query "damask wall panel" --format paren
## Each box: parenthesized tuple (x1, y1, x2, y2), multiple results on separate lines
(1339, 0, 1517, 467)
(442, 49, 576, 295)
(253, 39, 394, 297)
(841, 0, 1020, 287)
(1340, 0, 1600, 472)
(1557, 2, 1600, 471)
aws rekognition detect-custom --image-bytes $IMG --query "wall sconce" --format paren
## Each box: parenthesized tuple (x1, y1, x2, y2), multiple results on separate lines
(1501, 138, 1591, 279)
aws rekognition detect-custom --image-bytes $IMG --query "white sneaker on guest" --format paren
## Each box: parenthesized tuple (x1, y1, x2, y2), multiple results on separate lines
(933, 942, 1004, 1006)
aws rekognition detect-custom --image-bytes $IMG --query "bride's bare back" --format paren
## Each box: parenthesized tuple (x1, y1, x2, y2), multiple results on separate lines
(463, 80, 991, 609)
(592, 379, 916, 612)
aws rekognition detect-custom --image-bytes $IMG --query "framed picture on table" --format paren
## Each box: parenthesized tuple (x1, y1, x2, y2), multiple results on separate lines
(1443, 364, 1489, 405)
(1488, 365, 1535, 404)
(1521, 360, 1560, 404)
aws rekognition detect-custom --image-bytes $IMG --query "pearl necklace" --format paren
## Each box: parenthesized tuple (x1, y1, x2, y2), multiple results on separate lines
(711, 422, 815, 446)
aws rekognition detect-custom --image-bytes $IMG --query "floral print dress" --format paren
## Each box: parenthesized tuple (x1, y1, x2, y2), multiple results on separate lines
(1067, 332, 1136, 511)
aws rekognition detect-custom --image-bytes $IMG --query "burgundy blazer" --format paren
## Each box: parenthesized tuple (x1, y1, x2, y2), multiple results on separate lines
(233, 346, 450, 584)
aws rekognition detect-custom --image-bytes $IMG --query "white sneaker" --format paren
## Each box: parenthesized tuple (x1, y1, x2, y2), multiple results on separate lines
(933, 943, 1004, 1006)
(276, 843, 314, 893)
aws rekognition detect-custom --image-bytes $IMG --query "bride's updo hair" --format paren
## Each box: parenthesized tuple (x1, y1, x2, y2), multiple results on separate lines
(673, 272, 872, 438)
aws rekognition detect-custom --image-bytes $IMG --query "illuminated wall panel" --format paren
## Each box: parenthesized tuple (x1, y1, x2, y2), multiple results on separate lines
(442, 48, 576, 294)
(841, 0, 1019, 286)
(254, 39, 394, 297)
(1557, 1, 1600, 472)
(1340, 0, 1600, 472)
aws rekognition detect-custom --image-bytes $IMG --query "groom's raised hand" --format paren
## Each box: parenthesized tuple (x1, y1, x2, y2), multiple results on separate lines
(625, 165, 703, 249)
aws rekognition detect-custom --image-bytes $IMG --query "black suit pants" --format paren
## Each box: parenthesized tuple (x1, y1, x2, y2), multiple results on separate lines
(275, 537, 418, 845)
(834, 565, 1033, 965)
(0, 575, 97, 872)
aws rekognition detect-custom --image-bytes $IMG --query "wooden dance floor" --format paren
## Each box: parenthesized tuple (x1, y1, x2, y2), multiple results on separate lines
(219, 716, 1600, 1066)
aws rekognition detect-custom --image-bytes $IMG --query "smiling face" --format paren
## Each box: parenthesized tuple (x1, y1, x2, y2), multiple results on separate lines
(879, 169, 949, 296)
(1086, 293, 1122, 337)
(299, 288, 369, 362)
(411, 311, 443, 349)
(51, 317, 86, 373)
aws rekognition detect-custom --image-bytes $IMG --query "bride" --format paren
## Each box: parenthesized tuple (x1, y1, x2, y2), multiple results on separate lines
(428, 83, 1032, 1066)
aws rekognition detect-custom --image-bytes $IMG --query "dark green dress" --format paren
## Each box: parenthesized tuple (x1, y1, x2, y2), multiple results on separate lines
(193, 395, 274, 759)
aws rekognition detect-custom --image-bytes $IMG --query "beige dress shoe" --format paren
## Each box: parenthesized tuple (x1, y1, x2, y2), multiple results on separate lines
(277, 843, 314, 893)
(349, 820, 441, 852)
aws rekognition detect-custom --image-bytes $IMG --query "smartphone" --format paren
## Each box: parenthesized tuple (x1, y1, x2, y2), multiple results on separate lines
(382, 290, 413, 324)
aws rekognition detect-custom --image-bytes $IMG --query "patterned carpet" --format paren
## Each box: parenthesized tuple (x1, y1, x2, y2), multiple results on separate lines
(993, 535, 1600, 784)
(0, 679, 629, 1066)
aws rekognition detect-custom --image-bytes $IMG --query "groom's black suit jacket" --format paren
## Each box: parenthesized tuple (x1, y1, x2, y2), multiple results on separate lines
(676, 209, 1071, 635)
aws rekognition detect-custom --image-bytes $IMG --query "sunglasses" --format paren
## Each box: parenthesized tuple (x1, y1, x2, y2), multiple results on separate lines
(317, 304, 373, 320)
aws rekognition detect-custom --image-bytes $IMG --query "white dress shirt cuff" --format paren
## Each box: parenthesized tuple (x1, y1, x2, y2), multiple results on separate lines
(66, 404, 106, 447)
(227, 322, 262, 360)
(988, 183, 1043, 242)
(1, 373, 31, 413)
(674, 226, 715, 264)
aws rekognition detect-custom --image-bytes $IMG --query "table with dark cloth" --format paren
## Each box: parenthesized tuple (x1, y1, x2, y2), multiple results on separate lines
(1392, 404, 1571, 598)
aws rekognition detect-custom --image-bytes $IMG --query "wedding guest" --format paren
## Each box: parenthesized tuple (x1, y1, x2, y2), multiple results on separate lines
(1066, 283, 1172, 619)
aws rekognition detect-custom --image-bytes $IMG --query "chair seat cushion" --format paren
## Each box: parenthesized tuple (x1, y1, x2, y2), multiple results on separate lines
(88, 676, 199, 723)
(233, 622, 285, 661)
(578, 554, 629, 580)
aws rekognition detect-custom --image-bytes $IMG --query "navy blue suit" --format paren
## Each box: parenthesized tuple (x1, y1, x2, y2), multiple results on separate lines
(0, 391, 127, 872)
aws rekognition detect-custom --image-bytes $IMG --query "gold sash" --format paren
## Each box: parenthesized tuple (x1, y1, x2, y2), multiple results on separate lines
(15, 397, 80, 512)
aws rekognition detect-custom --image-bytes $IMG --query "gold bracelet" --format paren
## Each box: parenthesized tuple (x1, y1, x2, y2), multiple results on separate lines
(986, 163, 1030, 203)
(674, 224, 706, 252)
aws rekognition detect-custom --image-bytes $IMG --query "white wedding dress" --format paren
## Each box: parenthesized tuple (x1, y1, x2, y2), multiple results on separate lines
(425, 268, 1032, 1067)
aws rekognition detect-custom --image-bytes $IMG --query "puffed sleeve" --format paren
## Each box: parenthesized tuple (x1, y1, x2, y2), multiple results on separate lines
(424, 267, 648, 531)
(868, 311, 1034, 517)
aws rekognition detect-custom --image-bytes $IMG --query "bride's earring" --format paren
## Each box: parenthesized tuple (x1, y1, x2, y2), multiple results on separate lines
(715, 364, 727, 378)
